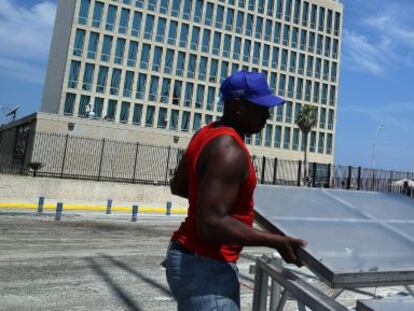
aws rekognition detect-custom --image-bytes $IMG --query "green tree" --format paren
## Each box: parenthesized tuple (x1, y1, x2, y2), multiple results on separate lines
(295, 104, 318, 185)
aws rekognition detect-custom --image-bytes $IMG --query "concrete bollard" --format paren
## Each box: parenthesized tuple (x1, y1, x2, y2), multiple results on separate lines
(37, 197, 45, 214)
(131, 205, 138, 222)
(166, 201, 172, 216)
(55, 203, 63, 221)
(106, 199, 112, 214)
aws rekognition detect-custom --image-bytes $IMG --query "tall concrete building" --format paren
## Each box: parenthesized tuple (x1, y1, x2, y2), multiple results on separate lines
(41, 0, 343, 163)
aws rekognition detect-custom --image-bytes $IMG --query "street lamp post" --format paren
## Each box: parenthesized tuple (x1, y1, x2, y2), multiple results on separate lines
(371, 125, 384, 190)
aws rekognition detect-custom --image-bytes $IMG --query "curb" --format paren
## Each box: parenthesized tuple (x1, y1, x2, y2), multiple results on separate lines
(0, 203, 188, 215)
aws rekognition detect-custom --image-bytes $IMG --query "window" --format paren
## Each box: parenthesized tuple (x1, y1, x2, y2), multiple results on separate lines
(245, 14, 253, 36)
(223, 34, 231, 57)
(114, 38, 125, 64)
(157, 107, 168, 128)
(106, 5, 117, 31)
(202, 29, 211, 52)
(272, 47, 279, 67)
(119, 9, 130, 34)
(204, 114, 213, 125)
(234, 37, 242, 60)
(255, 17, 263, 39)
(276, 103, 283, 122)
(79, 0, 90, 25)
(144, 15, 155, 39)
(255, 131, 262, 146)
(148, 76, 159, 101)
(236, 11, 244, 34)
(313, 82, 320, 103)
(176, 52, 185, 76)
(292, 27, 298, 48)
(191, 26, 200, 50)
(330, 85, 336, 105)
(172, 0, 181, 17)
(283, 25, 290, 46)
(322, 83, 328, 103)
(298, 53, 305, 74)
(193, 113, 202, 131)
(328, 109, 334, 130)
(120, 101, 130, 123)
(265, 19, 272, 41)
(168, 21, 178, 45)
(194, 0, 203, 23)
(164, 49, 175, 74)
(179, 24, 189, 48)
(181, 111, 190, 131)
(315, 58, 321, 78)
(226, 8, 234, 31)
(318, 7, 325, 31)
(131, 12, 142, 37)
(172, 81, 182, 105)
(333, 39, 338, 59)
(310, 131, 316, 152)
(160, 78, 171, 103)
(278, 74, 286, 96)
(82, 63, 95, 91)
(64, 93, 76, 115)
(270, 72, 277, 92)
(294, 103, 302, 122)
(274, 126, 282, 148)
(317, 34, 323, 55)
(276, 0, 283, 18)
(133, 103, 143, 125)
(152, 46, 162, 72)
(209, 59, 218, 82)
(310, 4, 317, 29)
(140, 44, 151, 69)
(215, 5, 224, 28)
(68, 61, 81, 88)
(187, 54, 197, 78)
(78, 95, 90, 117)
(305, 80, 311, 101)
(73, 29, 85, 56)
(136, 73, 146, 99)
(195, 85, 204, 109)
(169, 110, 179, 130)
(331, 62, 337, 82)
(207, 87, 215, 111)
(110, 68, 122, 96)
(287, 77, 294, 98)
(123, 71, 134, 98)
(293, 0, 300, 23)
(306, 55, 313, 77)
(87, 32, 99, 59)
(148, 0, 158, 11)
(92, 2, 104, 28)
(243, 40, 251, 62)
(205, 2, 214, 26)
(296, 78, 303, 99)
(101, 35, 113, 62)
(96, 66, 108, 93)
(183, 0, 192, 20)
(127, 41, 138, 67)
(290, 51, 297, 73)
(300, 30, 307, 50)
(334, 12, 341, 36)
(327, 10, 333, 33)
(285, 102, 293, 123)
(308, 32, 315, 52)
(262, 45, 270, 67)
(93, 98, 103, 118)
(212, 32, 221, 56)
(145, 106, 155, 127)
(280, 49, 288, 70)
(302, 1, 309, 26)
(292, 128, 299, 150)
(265, 125, 272, 147)
(284, 127, 291, 149)
(220, 61, 229, 82)
(318, 132, 325, 153)
(184, 82, 194, 107)
(156, 18, 167, 42)
(160, 0, 169, 13)
(106, 99, 117, 121)
(267, 0, 275, 16)
(326, 133, 332, 154)
(253, 42, 261, 65)
(198, 56, 208, 80)
(319, 108, 326, 128)
(285, 0, 292, 21)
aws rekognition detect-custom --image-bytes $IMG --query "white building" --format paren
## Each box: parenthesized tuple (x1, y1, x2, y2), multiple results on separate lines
(41, 0, 343, 163)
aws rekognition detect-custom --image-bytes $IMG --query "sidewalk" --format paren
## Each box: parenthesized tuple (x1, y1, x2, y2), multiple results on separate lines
(0, 197, 188, 215)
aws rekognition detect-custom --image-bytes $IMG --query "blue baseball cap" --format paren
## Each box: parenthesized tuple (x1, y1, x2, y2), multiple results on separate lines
(220, 71, 286, 108)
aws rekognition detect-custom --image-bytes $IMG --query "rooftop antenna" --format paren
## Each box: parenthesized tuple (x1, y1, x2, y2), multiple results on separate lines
(0, 104, 20, 123)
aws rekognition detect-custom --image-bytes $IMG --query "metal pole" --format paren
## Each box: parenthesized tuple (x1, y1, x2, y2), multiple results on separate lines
(131, 205, 138, 222)
(273, 158, 278, 185)
(297, 160, 302, 187)
(165, 146, 172, 185)
(60, 134, 69, 178)
(106, 199, 112, 214)
(166, 201, 172, 216)
(327, 163, 332, 188)
(37, 196, 45, 214)
(21, 130, 31, 175)
(55, 202, 63, 221)
(347, 166, 352, 190)
(98, 139, 106, 181)
(252, 260, 269, 311)
(357, 166, 362, 190)
(312, 162, 317, 187)
(132, 142, 139, 183)
(261, 156, 266, 184)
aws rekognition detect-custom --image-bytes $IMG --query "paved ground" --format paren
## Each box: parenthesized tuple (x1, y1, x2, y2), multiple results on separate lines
(0, 209, 410, 311)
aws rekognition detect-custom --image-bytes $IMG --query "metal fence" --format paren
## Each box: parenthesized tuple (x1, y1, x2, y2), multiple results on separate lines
(1, 127, 413, 195)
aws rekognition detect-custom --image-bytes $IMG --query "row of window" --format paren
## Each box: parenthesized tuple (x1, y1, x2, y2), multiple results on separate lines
(80, 0, 341, 37)
(67, 59, 337, 106)
(78, 2, 340, 60)
(63, 92, 333, 153)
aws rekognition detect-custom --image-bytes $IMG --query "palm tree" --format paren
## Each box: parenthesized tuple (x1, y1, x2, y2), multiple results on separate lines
(295, 104, 318, 185)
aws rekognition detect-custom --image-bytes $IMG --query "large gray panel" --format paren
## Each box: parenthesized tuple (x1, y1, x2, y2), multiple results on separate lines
(357, 299, 414, 311)
(254, 185, 414, 288)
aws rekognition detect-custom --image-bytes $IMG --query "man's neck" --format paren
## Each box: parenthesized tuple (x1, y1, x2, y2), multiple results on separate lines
(215, 117, 245, 140)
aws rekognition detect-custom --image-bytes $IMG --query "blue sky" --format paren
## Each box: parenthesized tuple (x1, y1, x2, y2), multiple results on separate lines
(0, 0, 413, 172)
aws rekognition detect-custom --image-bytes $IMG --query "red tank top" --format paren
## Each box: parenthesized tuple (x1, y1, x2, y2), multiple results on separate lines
(171, 122, 257, 262)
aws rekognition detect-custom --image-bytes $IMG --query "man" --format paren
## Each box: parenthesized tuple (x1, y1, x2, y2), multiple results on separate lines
(166, 71, 306, 310)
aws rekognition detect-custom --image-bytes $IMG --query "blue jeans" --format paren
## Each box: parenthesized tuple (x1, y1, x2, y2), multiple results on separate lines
(165, 241, 240, 311)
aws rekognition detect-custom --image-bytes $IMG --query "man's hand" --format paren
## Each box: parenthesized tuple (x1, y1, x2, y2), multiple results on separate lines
(271, 236, 307, 267)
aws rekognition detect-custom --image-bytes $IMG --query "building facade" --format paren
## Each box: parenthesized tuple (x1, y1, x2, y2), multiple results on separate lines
(41, 0, 343, 162)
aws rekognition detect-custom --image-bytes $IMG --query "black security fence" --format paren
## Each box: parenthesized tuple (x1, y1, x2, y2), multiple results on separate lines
(0, 127, 413, 194)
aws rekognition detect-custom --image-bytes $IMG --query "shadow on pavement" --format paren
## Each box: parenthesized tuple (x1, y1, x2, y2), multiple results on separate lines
(85, 257, 143, 311)
(100, 254, 173, 298)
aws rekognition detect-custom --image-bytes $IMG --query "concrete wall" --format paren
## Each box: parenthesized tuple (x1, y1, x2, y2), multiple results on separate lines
(0, 174, 188, 208)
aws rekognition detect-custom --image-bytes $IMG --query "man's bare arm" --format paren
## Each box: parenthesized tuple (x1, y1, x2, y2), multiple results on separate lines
(196, 135, 306, 266)
(170, 154, 189, 199)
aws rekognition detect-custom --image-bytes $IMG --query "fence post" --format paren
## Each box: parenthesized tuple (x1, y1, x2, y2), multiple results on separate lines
(297, 160, 302, 187)
(37, 196, 45, 214)
(165, 146, 172, 185)
(312, 162, 317, 187)
(131, 205, 138, 222)
(60, 134, 69, 178)
(389, 170, 394, 192)
(55, 202, 63, 221)
(132, 142, 140, 183)
(98, 139, 106, 181)
(357, 167, 362, 190)
(166, 201, 172, 216)
(347, 166, 352, 190)
(261, 156, 266, 184)
(106, 199, 112, 214)
(327, 163, 331, 188)
(272, 158, 278, 185)
(20, 130, 31, 175)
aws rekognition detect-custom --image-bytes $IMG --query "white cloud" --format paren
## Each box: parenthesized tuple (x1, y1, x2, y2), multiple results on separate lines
(0, 0, 56, 83)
